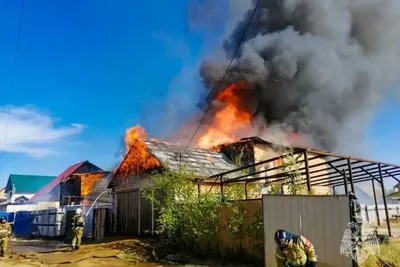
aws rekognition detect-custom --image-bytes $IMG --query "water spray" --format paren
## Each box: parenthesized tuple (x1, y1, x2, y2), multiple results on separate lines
(84, 190, 110, 219)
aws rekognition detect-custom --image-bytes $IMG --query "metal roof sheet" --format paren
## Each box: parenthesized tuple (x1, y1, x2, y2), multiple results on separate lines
(6, 174, 56, 194)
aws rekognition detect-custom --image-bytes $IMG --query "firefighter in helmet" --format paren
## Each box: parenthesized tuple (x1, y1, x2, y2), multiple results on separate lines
(0, 216, 12, 258)
(71, 208, 85, 251)
(274, 229, 318, 267)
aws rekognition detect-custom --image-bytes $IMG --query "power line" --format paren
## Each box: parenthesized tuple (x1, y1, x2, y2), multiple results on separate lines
(182, 0, 261, 152)
(0, 0, 26, 176)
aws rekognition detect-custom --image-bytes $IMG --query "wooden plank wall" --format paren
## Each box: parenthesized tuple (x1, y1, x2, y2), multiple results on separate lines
(115, 189, 154, 236)
(94, 209, 106, 240)
(263, 195, 352, 267)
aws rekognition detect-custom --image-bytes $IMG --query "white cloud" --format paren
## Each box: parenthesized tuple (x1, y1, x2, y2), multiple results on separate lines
(0, 105, 85, 157)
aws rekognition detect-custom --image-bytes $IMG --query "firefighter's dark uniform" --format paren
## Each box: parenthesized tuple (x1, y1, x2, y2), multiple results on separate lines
(0, 218, 12, 258)
(71, 214, 85, 250)
(275, 235, 318, 267)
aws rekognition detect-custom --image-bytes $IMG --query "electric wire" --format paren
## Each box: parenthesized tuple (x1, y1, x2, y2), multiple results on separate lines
(182, 0, 261, 152)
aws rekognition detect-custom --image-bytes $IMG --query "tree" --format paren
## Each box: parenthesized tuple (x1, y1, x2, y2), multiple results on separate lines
(280, 146, 305, 195)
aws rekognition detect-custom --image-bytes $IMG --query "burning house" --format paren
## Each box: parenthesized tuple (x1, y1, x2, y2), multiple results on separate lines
(29, 161, 113, 240)
(108, 125, 333, 236)
(109, 125, 237, 235)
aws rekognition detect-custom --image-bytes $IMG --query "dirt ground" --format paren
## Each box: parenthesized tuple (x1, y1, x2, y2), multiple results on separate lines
(1, 238, 256, 267)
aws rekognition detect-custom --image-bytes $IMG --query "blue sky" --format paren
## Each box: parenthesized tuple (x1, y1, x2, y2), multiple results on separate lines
(0, 0, 399, 189)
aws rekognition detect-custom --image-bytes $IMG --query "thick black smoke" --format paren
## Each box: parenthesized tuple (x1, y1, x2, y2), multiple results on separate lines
(200, 0, 400, 151)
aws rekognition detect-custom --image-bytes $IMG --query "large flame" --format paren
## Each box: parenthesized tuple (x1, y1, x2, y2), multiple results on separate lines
(196, 82, 253, 149)
(114, 125, 161, 178)
(80, 173, 105, 196)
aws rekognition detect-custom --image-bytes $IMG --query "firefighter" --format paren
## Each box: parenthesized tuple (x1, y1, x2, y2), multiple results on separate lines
(71, 208, 85, 251)
(274, 229, 318, 267)
(0, 216, 12, 258)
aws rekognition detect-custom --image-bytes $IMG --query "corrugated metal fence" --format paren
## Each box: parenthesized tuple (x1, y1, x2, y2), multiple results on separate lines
(361, 204, 400, 225)
(0, 209, 65, 238)
(263, 195, 352, 267)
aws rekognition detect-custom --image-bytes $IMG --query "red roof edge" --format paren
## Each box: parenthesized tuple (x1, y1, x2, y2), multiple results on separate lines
(29, 161, 88, 202)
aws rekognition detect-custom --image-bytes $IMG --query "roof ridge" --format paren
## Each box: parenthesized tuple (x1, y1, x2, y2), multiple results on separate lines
(145, 140, 223, 154)
(9, 174, 56, 177)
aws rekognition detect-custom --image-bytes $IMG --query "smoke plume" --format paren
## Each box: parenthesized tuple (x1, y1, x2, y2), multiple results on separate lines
(200, 0, 400, 152)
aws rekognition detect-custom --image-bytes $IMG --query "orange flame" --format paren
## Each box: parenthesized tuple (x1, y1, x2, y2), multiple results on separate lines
(196, 82, 253, 149)
(114, 125, 161, 178)
(79, 173, 105, 196)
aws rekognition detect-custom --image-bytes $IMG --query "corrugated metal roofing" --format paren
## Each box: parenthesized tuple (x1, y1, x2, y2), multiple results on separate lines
(30, 161, 88, 202)
(144, 141, 236, 177)
(6, 174, 56, 194)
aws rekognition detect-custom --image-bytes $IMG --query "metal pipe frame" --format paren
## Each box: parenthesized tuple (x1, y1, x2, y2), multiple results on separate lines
(379, 164, 391, 237)
(371, 179, 380, 226)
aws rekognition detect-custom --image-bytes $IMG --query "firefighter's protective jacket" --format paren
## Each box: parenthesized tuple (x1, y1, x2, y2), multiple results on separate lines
(0, 223, 11, 238)
(275, 235, 317, 267)
(71, 214, 85, 229)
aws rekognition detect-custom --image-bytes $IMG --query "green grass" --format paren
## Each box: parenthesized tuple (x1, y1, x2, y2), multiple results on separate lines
(361, 239, 400, 267)
(387, 191, 400, 198)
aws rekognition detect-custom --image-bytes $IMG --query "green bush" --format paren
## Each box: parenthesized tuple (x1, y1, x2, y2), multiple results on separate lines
(142, 164, 263, 260)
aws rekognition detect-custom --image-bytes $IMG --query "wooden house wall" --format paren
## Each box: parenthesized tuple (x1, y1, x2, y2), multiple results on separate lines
(59, 162, 103, 206)
(60, 178, 81, 206)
